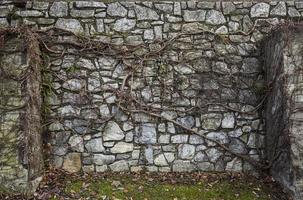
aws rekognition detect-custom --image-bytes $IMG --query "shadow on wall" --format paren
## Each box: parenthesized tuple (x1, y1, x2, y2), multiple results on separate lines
(262, 25, 303, 200)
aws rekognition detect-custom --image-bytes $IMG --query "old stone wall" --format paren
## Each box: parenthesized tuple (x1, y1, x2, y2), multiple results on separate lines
(0, 37, 28, 191)
(264, 28, 303, 200)
(1, 0, 303, 197)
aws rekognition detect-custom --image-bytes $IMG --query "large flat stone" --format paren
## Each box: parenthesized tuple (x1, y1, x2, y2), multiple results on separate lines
(55, 19, 84, 35)
(103, 121, 124, 141)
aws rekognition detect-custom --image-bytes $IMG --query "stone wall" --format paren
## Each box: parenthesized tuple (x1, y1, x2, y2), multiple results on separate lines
(1, 0, 303, 197)
(0, 37, 28, 191)
(264, 28, 303, 200)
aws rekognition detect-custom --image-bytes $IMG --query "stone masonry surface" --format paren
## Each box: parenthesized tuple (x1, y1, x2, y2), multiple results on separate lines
(0, 37, 28, 192)
(1, 0, 303, 198)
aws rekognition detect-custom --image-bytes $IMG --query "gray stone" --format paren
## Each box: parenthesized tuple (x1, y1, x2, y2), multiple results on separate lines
(132, 149, 140, 159)
(103, 142, 115, 147)
(154, 154, 168, 166)
(178, 144, 195, 159)
(82, 165, 95, 173)
(173, 160, 195, 172)
(53, 156, 63, 168)
(174, 2, 182, 15)
(85, 138, 105, 152)
(205, 10, 226, 25)
(201, 113, 222, 130)
(250, 3, 270, 18)
(0, 7, 10, 17)
(96, 165, 108, 172)
(158, 123, 166, 133)
(141, 86, 152, 101)
(145, 145, 154, 164)
(109, 160, 129, 171)
(123, 122, 133, 131)
(107, 2, 127, 17)
(53, 146, 68, 156)
(183, 10, 206, 22)
(71, 9, 95, 18)
(296, 2, 303, 9)
(135, 5, 159, 21)
(167, 15, 182, 23)
(68, 135, 84, 152)
(222, 2, 236, 14)
(270, 2, 287, 16)
(59, 105, 80, 117)
(154, 26, 163, 40)
(16, 10, 43, 17)
(144, 29, 154, 40)
(36, 18, 55, 25)
(96, 19, 104, 33)
(213, 61, 229, 74)
(125, 132, 133, 142)
(138, 123, 157, 144)
(242, 15, 253, 32)
(206, 132, 229, 145)
(161, 111, 178, 120)
(228, 129, 243, 137)
(62, 79, 83, 91)
(288, 7, 301, 18)
(228, 21, 240, 32)
(251, 120, 260, 130)
(182, 22, 209, 33)
(93, 154, 115, 165)
(155, 4, 173, 13)
(221, 113, 235, 129)
(189, 135, 204, 144)
(215, 26, 228, 34)
(113, 18, 136, 32)
(33, 2, 49, 10)
(159, 134, 170, 144)
(75, 1, 106, 8)
(55, 19, 84, 35)
(206, 148, 223, 162)
(0, 18, 8, 27)
(111, 142, 133, 153)
(194, 151, 208, 162)
(242, 57, 260, 73)
(103, 121, 124, 141)
(49, 122, 64, 131)
(197, 162, 214, 171)
(197, 2, 215, 9)
(176, 116, 195, 129)
(171, 135, 188, 143)
(99, 104, 110, 117)
(49, 1, 68, 17)
(167, 123, 175, 134)
(229, 138, 248, 154)
(174, 64, 194, 74)
(111, 106, 127, 122)
(164, 152, 175, 163)
(226, 158, 242, 172)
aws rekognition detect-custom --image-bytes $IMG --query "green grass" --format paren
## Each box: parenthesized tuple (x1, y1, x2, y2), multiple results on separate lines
(61, 176, 271, 200)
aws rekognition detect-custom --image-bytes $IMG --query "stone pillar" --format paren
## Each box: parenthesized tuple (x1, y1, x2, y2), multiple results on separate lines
(0, 38, 28, 192)
(264, 28, 303, 200)
(0, 32, 44, 193)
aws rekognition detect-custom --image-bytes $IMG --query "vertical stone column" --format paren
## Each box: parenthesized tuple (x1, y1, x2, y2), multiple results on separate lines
(0, 38, 28, 192)
(264, 28, 303, 200)
(0, 31, 44, 193)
